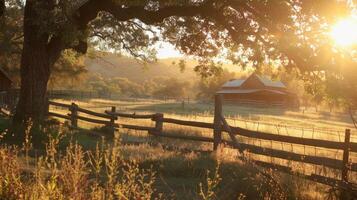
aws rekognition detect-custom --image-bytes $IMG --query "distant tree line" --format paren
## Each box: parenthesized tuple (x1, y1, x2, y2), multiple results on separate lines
(45, 58, 355, 113)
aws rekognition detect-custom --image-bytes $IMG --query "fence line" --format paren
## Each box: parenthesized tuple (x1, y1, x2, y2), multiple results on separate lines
(221, 116, 352, 137)
(47, 98, 357, 194)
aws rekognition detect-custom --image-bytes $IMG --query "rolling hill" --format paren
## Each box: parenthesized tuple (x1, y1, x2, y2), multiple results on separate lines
(84, 53, 244, 83)
(84, 54, 199, 83)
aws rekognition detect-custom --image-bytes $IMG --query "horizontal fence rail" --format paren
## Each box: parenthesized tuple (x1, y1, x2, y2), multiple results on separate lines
(150, 117, 357, 153)
(47, 99, 357, 192)
(105, 111, 157, 119)
(48, 100, 72, 109)
(77, 107, 114, 119)
(73, 115, 112, 126)
(230, 126, 357, 152)
(48, 111, 71, 120)
(161, 118, 214, 129)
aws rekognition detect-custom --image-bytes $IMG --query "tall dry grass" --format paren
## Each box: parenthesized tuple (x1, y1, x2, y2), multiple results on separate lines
(0, 125, 160, 200)
(0, 114, 345, 199)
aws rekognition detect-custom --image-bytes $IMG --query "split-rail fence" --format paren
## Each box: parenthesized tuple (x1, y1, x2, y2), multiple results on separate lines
(46, 95, 357, 196)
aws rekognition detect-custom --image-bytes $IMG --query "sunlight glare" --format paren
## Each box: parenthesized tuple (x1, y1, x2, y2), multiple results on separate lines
(330, 16, 357, 47)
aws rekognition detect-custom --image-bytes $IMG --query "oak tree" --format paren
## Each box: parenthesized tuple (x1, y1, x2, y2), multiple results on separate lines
(1, 0, 355, 141)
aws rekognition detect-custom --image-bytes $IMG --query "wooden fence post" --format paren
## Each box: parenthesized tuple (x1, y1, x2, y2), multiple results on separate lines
(213, 94, 223, 151)
(154, 113, 164, 135)
(342, 129, 351, 182)
(109, 106, 116, 136)
(340, 129, 351, 199)
(70, 103, 78, 128)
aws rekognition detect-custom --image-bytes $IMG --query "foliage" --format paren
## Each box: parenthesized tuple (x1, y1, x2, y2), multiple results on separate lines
(196, 69, 237, 99)
(0, 0, 88, 86)
(151, 77, 191, 98)
(6, 0, 355, 79)
(0, 0, 23, 84)
(78, 73, 194, 99)
(3, 0, 357, 131)
(110, 77, 146, 97)
(49, 50, 88, 89)
(86, 75, 145, 97)
(89, 12, 158, 62)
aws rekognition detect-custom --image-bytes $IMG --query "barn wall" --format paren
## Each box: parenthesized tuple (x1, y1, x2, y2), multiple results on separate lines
(222, 92, 296, 106)
(219, 73, 298, 107)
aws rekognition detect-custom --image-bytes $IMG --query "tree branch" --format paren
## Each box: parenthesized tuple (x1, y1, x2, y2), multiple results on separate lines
(67, 0, 218, 56)
(107, 4, 214, 25)
(47, 35, 66, 66)
(72, 0, 308, 71)
(77, 0, 215, 28)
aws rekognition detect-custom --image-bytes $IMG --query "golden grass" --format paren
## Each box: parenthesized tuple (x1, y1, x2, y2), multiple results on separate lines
(1, 114, 348, 199)
(49, 98, 357, 184)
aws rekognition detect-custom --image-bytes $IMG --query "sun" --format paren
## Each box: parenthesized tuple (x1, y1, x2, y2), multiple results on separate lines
(330, 16, 357, 47)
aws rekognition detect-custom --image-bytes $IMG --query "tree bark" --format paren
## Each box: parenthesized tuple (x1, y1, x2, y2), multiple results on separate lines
(13, 43, 51, 125)
(11, 1, 56, 145)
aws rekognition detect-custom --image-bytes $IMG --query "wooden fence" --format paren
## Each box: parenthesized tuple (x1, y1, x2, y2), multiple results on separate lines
(47, 96, 357, 194)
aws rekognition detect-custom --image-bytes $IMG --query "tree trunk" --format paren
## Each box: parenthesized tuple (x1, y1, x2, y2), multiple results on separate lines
(11, 1, 56, 145)
(11, 40, 52, 146)
(13, 44, 51, 125)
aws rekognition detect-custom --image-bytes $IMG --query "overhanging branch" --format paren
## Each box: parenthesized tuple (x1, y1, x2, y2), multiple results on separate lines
(72, 0, 308, 70)
(77, 0, 216, 27)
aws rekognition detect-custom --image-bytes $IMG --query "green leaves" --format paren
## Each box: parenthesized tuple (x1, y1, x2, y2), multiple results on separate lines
(4, 0, 356, 111)
(194, 61, 223, 78)
(89, 12, 157, 62)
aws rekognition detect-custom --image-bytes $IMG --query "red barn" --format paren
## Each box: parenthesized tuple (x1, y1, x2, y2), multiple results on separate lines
(217, 73, 298, 107)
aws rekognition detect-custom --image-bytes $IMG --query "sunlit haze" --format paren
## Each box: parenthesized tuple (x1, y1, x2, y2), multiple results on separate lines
(330, 15, 357, 47)
(156, 42, 183, 58)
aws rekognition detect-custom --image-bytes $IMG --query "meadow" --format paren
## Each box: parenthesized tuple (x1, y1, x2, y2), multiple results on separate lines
(0, 97, 355, 199)
(49, 97, 357, 167)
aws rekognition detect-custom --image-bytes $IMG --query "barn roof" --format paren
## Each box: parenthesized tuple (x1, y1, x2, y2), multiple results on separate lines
(255, 75, 286, 88)
(222, 79, 245, 87)
(221, 73, 286, 89)
(217, 89, 287, 95)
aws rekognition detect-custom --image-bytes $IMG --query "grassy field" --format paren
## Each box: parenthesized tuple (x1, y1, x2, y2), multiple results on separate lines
(0, 117, 334, 199)
(50, 97, 357, 147)
(0, 97, 348, 199)
(49, 98, 357, 180)
(52, 97, 356, 131)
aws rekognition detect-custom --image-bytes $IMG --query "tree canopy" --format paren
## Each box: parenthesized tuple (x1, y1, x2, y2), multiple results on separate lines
(0, 0, 356, 131)
(0, 0, 88, 85)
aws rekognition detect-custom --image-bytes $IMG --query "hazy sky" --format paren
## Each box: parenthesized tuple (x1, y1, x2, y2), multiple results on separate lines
(155, 42, 183, 58)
